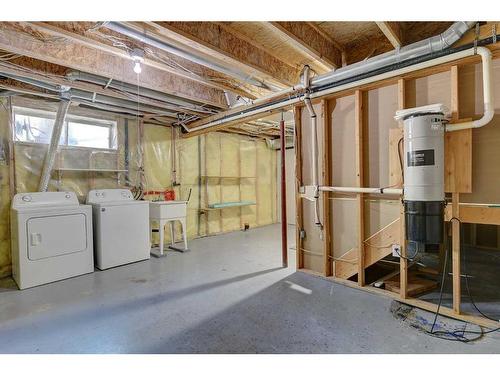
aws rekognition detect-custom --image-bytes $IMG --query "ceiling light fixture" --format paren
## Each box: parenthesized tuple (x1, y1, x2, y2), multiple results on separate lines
(130, 48, 144, 74)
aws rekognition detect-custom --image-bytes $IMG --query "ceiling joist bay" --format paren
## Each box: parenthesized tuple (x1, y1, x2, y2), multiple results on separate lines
(0, 22, 228, 108)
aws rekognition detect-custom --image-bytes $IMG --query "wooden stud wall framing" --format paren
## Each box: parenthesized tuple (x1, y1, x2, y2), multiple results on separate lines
(354, 90, 366, 286)
(294, 106, 304, 270)
(397, 78, 408, 299)
(322, 99, 333, 277)
(294, 53, 500, 329)
(450, 65, 462, 313)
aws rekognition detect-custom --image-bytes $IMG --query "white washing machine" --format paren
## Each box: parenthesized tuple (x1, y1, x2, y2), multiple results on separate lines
(87, 189, 150, 270)
(10, 191, 94, 290)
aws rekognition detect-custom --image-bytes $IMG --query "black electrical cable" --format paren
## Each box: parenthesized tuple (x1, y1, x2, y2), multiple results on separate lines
(457, 216, 500, 322)
(394, 246, 420, 262)
(422, 228, 478, 342)
(421, 217, 500, 342)
(397, 137, 404, 185)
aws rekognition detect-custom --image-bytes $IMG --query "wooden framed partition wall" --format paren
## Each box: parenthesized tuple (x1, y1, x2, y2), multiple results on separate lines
(295, 43, 500, 329)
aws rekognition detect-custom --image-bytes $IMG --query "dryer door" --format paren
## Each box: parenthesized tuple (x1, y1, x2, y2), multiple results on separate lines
(27, 213, 88, 260)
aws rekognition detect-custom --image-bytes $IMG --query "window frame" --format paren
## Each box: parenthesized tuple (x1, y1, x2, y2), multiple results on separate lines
(12, 106, 118, 151)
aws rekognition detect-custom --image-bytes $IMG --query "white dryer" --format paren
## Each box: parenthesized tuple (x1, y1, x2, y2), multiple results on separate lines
(10, 191, 94, 290)
(87, 189, 150, 270)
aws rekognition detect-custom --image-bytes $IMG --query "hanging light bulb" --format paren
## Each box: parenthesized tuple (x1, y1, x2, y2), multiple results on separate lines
(133, 61, 142, 74)
(130, 48, 144, 75)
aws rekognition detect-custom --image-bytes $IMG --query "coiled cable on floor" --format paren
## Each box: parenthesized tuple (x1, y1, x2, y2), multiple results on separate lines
(423, 217, 500, 342)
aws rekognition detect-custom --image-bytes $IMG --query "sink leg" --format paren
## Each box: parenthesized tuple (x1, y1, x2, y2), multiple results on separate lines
(159, 220, 165, 256)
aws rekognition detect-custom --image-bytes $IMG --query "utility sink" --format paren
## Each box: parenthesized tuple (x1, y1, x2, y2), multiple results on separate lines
(149, 200, 187, 221)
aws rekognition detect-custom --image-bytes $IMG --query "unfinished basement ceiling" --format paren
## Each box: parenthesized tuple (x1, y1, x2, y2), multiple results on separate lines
(0, 21, 460, 138)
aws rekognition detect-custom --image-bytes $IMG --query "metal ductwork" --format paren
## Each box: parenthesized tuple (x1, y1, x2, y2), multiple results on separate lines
(104, 22, 280, 92)
(66, 70, 217, 114)
(310, 22, 476, 88)
(183, 22, 479, 133)
(0, 72, 179, 118)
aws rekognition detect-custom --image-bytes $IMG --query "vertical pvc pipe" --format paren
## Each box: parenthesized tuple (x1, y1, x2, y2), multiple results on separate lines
(38, 99, 71, 192)
(280, 118, 288, 267)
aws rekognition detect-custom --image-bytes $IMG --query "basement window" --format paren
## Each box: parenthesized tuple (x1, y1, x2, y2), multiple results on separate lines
(13, 107, 117, 150)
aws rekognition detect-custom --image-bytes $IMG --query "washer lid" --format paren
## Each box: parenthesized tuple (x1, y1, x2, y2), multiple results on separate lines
(87, 189, 134, 204)
(12, 192, 79, 210)
(394, 104, 449, 121)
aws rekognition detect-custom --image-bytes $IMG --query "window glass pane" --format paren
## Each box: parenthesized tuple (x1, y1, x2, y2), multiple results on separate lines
(14, 113, 65, 144)
(67, 122, 111, 149)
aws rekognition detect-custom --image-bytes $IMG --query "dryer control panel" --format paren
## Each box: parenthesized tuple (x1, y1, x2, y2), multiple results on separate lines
(12, 192, 79, 209)
(87, 189, 134, 204)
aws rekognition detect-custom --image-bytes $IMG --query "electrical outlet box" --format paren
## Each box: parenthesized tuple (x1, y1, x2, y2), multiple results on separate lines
(300, 229, 306, 239)
(392, 244, 401, 258)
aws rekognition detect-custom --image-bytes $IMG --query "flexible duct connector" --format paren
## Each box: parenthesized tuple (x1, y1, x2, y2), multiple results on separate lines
(446, 47, 494, 131)
(38, 98, 71, 192)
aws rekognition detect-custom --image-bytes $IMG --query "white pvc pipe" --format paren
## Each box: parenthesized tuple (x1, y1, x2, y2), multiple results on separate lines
(302, 66, 321, 226)
(319, 186, 403, 195)
(446, 47, 494, 131)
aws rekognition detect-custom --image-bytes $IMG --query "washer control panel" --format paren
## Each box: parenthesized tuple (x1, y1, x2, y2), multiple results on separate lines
(12, 191, 79, 208)
(87, 189, 134, 204)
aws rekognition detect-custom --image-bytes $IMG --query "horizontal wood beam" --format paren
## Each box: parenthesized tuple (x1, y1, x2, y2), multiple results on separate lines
(145, 21, 299, 88)
(0, 22, 228, 108)
(267, 22, 342, 70)
(445, 204, 500, 226)
(376, 22, 404, 49)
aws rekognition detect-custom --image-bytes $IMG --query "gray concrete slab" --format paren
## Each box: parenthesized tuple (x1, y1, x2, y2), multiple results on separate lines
(0, 224, 498, 353)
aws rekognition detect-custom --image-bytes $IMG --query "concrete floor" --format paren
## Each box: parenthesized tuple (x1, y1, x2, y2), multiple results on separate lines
(0, 224, 499, 353)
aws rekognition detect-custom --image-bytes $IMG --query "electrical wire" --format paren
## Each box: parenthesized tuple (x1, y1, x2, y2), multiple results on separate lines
(421, 217, 500, 342)
(456, 217, 500, 322)
(397, 137, 404, 184)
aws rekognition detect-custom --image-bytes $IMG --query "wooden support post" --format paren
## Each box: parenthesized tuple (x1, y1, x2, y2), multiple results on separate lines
(450, 65, 461, 313)
(322, 99, 333, 276)
(280, 117, 288, 268)
(397, 78, 408, 299)
(452, 193, 461, 313)
(355, 90, 365, 286)
(294, 105, 304, 270)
